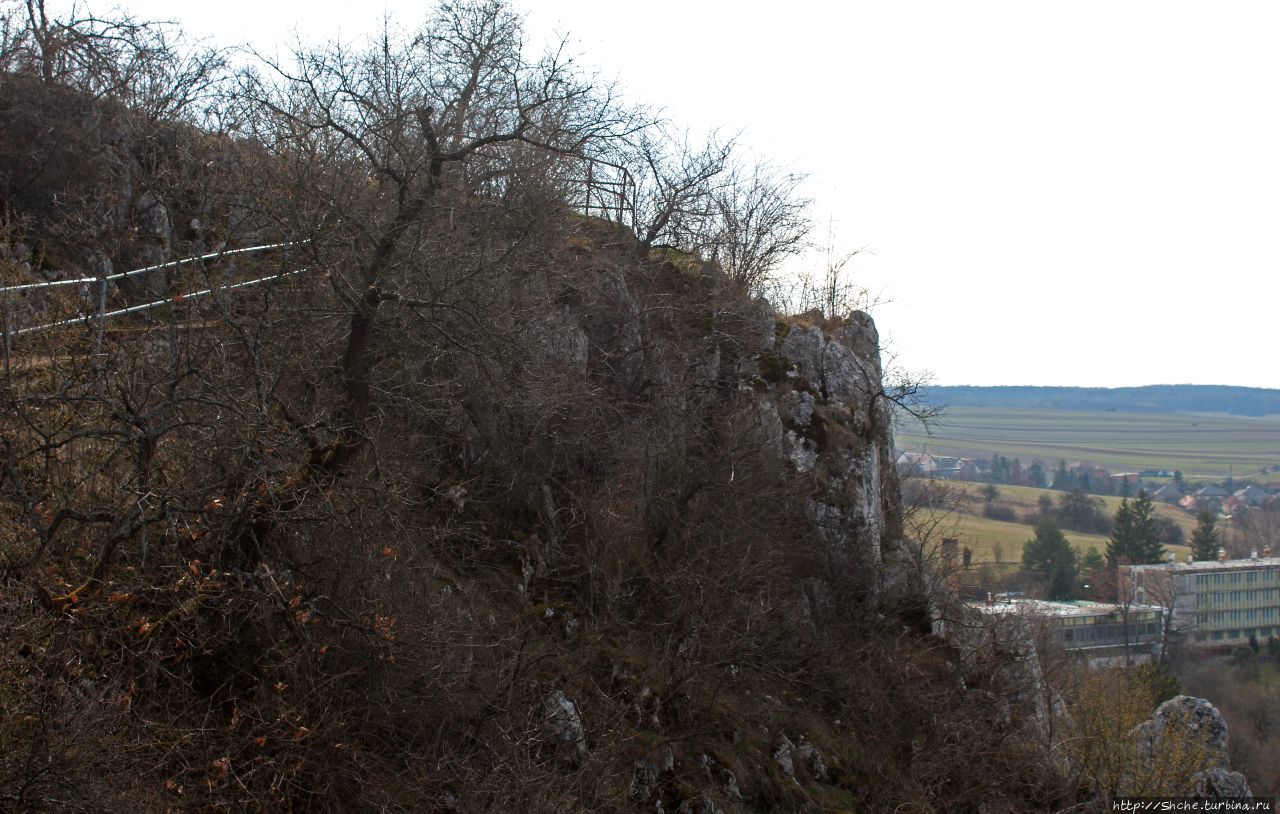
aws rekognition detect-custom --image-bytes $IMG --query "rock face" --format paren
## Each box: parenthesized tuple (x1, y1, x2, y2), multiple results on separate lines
(531, 247, 908, 596)
(950, 606, 1057, 739)
(779, 313, 884, 405)
(1134, 695, 1252, 799)
(769, 315, 906, 588)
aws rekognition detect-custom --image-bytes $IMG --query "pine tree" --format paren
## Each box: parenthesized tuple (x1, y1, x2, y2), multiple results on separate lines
(1054, 459, 1072, 490)
(1131, 492, 1166, 563)
(1023, 518, 1078, 600)
(1029, 461, 1047, 488)
(1106, 491, 1165, 565)
(1190, 511, 1221, 561)
(1107, 499, 1133, 565)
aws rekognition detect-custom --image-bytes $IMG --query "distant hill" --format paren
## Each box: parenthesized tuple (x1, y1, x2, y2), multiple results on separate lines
(917, 385, 1280, 417)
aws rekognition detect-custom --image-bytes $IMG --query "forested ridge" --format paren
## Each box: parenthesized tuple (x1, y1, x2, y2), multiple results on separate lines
(919, 385, 1280, 416)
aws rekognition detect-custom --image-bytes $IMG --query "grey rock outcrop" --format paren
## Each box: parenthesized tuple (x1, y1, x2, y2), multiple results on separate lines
(779, 313, 884, 405)
(754, 399, 785, 459)
(778, 389, 814, 428)
(747, 297, 776, 351)
(770, 314, 904, 583)
(1192, 767, 1252, 798)
(772, 734, 797, 780)
(698, 754, 743, 802)
(528, 306, 590, 375)
(132, 190, 172, 267)
(630, 743, 674, 803)
(1133, 696, 1229, 765)
(541, 690, 588, 767)
(1133, 695, 1251, 799)
(673, 795, 724, 814)
(785, 430, 818, 472)
(796, 737, 829, 782)
(779, 324, 824, 387)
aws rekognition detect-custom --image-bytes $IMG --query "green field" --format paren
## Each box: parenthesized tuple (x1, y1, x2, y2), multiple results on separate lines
(912, 482, 1194, 565)
(956, 482, 1199, 537)
(943, 513, 1111, 563)
(896, 407, 1280, 480)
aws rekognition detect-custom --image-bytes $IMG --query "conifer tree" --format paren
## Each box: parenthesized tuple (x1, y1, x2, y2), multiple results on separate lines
(1106, 491, 1165, 565)
(1054, 459, 1072, 490)
(1023, 518, 1078, 600)
(1190, 511, 1221, 561)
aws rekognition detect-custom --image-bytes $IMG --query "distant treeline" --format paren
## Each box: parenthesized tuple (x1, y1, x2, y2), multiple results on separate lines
(918, 385, 1280, 417)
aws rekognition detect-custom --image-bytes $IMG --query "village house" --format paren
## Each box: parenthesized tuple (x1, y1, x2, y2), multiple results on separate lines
(1149, 482, 1183, 503)
(1234, 485, 1272, 506)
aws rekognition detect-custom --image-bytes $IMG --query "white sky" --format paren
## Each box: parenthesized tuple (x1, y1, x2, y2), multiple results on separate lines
(108, 0, 1280, 388)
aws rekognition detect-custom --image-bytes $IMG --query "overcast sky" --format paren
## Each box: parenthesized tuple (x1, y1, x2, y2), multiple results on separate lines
(112, 0, 1280, 389)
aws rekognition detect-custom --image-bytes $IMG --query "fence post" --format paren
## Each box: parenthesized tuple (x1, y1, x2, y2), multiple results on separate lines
(2, 289, 10, 379)
(95, 276, 107, 358)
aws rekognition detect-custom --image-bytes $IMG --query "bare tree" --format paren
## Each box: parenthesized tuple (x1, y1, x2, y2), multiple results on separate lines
(619, 128, 812, 296)
(1235, 503, 1280, 558)
(235, 0, 633, 486)
(2, 0, 225, 118)
(702, 159, 810, 292)
(1140, 566, 1196, 663)
(620, 125, 734, 251)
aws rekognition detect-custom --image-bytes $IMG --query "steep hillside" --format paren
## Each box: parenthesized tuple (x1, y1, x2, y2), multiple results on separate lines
(0, 3, 1252, 811)
(1, 207, 1054, 810)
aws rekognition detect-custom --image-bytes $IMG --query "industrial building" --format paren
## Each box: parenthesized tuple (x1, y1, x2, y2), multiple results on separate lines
(966, 595, 1165, 666)
(1121, 554, 1280, 647)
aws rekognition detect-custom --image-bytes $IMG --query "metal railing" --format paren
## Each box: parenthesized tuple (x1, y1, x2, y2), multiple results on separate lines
(569, 158, 635, 227)
(0, 241, 307, 365)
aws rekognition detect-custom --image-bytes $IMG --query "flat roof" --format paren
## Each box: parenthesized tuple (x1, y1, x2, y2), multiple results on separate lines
(969, 598, 1163, 618)
(1123, 557, 1280, 574)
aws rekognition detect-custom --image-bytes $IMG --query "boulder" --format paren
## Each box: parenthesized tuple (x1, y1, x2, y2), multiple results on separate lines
(1132, 695, 1252, 799)
(1132, 695, 1229, 767)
